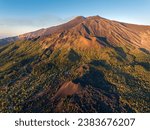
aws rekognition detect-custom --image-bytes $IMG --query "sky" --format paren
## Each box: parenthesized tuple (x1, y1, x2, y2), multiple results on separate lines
(0, 0, 150, 38)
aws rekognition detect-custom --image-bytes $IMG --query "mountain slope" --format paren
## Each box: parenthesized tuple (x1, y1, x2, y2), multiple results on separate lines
(0, 36, 18, 46)
(1, 16, 150, 50)
(0, 16, 150, 113)
(19, 16, 86, 39)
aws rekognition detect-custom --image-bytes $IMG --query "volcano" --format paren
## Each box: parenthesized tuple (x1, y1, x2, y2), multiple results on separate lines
(0, 16, 150, 112)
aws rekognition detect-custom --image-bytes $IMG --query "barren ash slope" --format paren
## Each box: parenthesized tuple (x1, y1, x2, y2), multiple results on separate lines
(0, 16, 150, 113)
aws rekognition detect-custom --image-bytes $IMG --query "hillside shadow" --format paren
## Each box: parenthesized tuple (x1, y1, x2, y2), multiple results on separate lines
(139, 48, 150, 55)
(73, 66, 116, 92)
(81, 23, 91, 34)
(90, 60, 111, 70)
(68, 49, 81, 62)
(96, 36, 126, 59)
(114, 47, 126, 58)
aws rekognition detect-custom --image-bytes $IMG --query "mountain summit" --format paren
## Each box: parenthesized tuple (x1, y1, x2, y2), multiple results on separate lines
(19, 16, 86, 39)
(1, 15, 150, 49)
(18, 15, 150, 50)
(0, 16, 150, 112)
